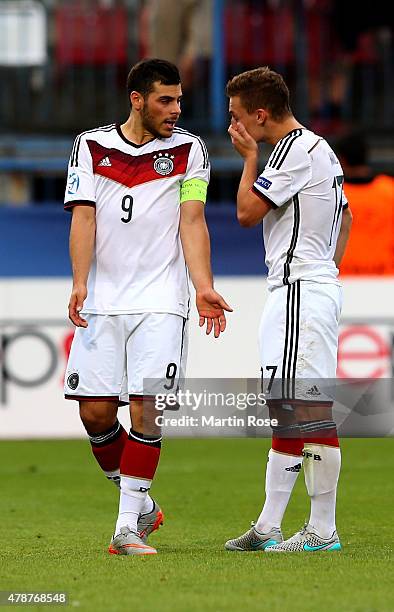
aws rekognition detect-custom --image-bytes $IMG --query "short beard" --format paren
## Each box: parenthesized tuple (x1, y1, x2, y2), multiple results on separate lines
(141, 106, 163, 139)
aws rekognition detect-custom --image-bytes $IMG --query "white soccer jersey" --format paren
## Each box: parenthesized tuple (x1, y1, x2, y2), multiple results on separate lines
(64, 124, 210, 317)
(252, 128, 348, 289)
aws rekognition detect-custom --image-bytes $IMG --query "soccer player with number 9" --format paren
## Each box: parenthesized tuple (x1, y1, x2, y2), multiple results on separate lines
(63, 59, 232, 555)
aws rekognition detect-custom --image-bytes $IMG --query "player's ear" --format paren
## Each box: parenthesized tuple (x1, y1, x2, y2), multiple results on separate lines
(256, 109, 267, 125)
(130, 91, 144, 111)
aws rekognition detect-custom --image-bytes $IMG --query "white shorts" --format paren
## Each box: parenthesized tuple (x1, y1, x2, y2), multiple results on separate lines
(259, 280, 342, 403)
(64, 313, 188, 404)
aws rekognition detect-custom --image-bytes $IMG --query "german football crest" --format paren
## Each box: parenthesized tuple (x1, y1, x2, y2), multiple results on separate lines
(153, 152, 174, 176)
(67, 372, 79, 390)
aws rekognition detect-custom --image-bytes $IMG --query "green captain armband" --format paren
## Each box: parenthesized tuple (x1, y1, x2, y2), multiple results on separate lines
(180, 178, 208, 204)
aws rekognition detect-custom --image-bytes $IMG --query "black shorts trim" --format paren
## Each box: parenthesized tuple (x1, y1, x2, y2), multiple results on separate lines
(65, 394, 128, 406)
(129, 394, 157, 402)
(267, 398, 334, 407)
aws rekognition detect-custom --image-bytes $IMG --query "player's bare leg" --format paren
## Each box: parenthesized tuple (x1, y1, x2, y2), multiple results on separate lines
(80, 400, 127, 488)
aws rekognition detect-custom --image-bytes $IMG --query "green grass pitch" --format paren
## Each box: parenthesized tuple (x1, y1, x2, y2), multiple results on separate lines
(0, 438, 393, 611)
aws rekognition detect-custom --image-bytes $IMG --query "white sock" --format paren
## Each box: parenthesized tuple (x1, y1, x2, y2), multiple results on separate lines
(255, 449, 303, 533)
(141, 494, 155, 515)
(303, 444, 341, 539)
(105, 473, 155, 510)
(115, 475, 151, 535)
(309, 490, 337, 538)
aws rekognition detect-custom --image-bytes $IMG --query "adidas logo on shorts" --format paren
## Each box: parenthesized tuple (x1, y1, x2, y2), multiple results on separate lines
(306, 385, 321, 396)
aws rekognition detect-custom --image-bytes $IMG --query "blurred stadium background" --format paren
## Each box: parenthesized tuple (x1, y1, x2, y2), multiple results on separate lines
(0, 0, 393, 438)
(1, 3, 394, 610)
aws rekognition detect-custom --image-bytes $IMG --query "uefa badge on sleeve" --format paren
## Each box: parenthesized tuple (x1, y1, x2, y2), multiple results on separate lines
(153, 153, 174, 176)
(67, 172, 80, 195)
(256, 176, 272, 190)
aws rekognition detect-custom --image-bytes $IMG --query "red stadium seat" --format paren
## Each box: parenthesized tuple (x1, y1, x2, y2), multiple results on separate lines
(224, 3, 294, 66)
(55, 2, 128, 66)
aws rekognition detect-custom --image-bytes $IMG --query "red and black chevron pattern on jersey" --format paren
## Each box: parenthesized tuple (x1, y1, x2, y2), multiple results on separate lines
(87, 140, 192, 188)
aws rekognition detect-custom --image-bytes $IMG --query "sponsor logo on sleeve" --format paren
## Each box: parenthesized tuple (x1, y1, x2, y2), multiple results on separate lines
(67, 172, 80, 195)
(256, 176, 272, 190)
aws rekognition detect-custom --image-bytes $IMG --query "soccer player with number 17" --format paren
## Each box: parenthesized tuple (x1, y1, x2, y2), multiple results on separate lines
(225, 67, 352, 553)
(63, 59, 232, 556)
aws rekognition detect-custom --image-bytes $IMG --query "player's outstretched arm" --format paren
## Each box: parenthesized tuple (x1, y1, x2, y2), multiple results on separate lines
(68, 205, 96, 327)
(334, 206, 353, 268)
(180, 201, 232, 338)
(228, 120, 271, 226)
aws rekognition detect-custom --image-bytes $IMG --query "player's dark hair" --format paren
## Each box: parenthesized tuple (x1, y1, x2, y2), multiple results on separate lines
(127, 58, 181, 104)
(335, 131, 368, 167)
(226, 66, 292, 120)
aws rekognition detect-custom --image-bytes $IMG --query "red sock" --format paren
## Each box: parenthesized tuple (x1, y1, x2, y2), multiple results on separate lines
(272, 436, 304, 455)
(88, 420, 127, 471)
(120, 429, 161, 480)
(271, 424, 304, 455)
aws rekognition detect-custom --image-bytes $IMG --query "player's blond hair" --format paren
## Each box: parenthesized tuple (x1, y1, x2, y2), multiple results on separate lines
(226, 67, 292, 120)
